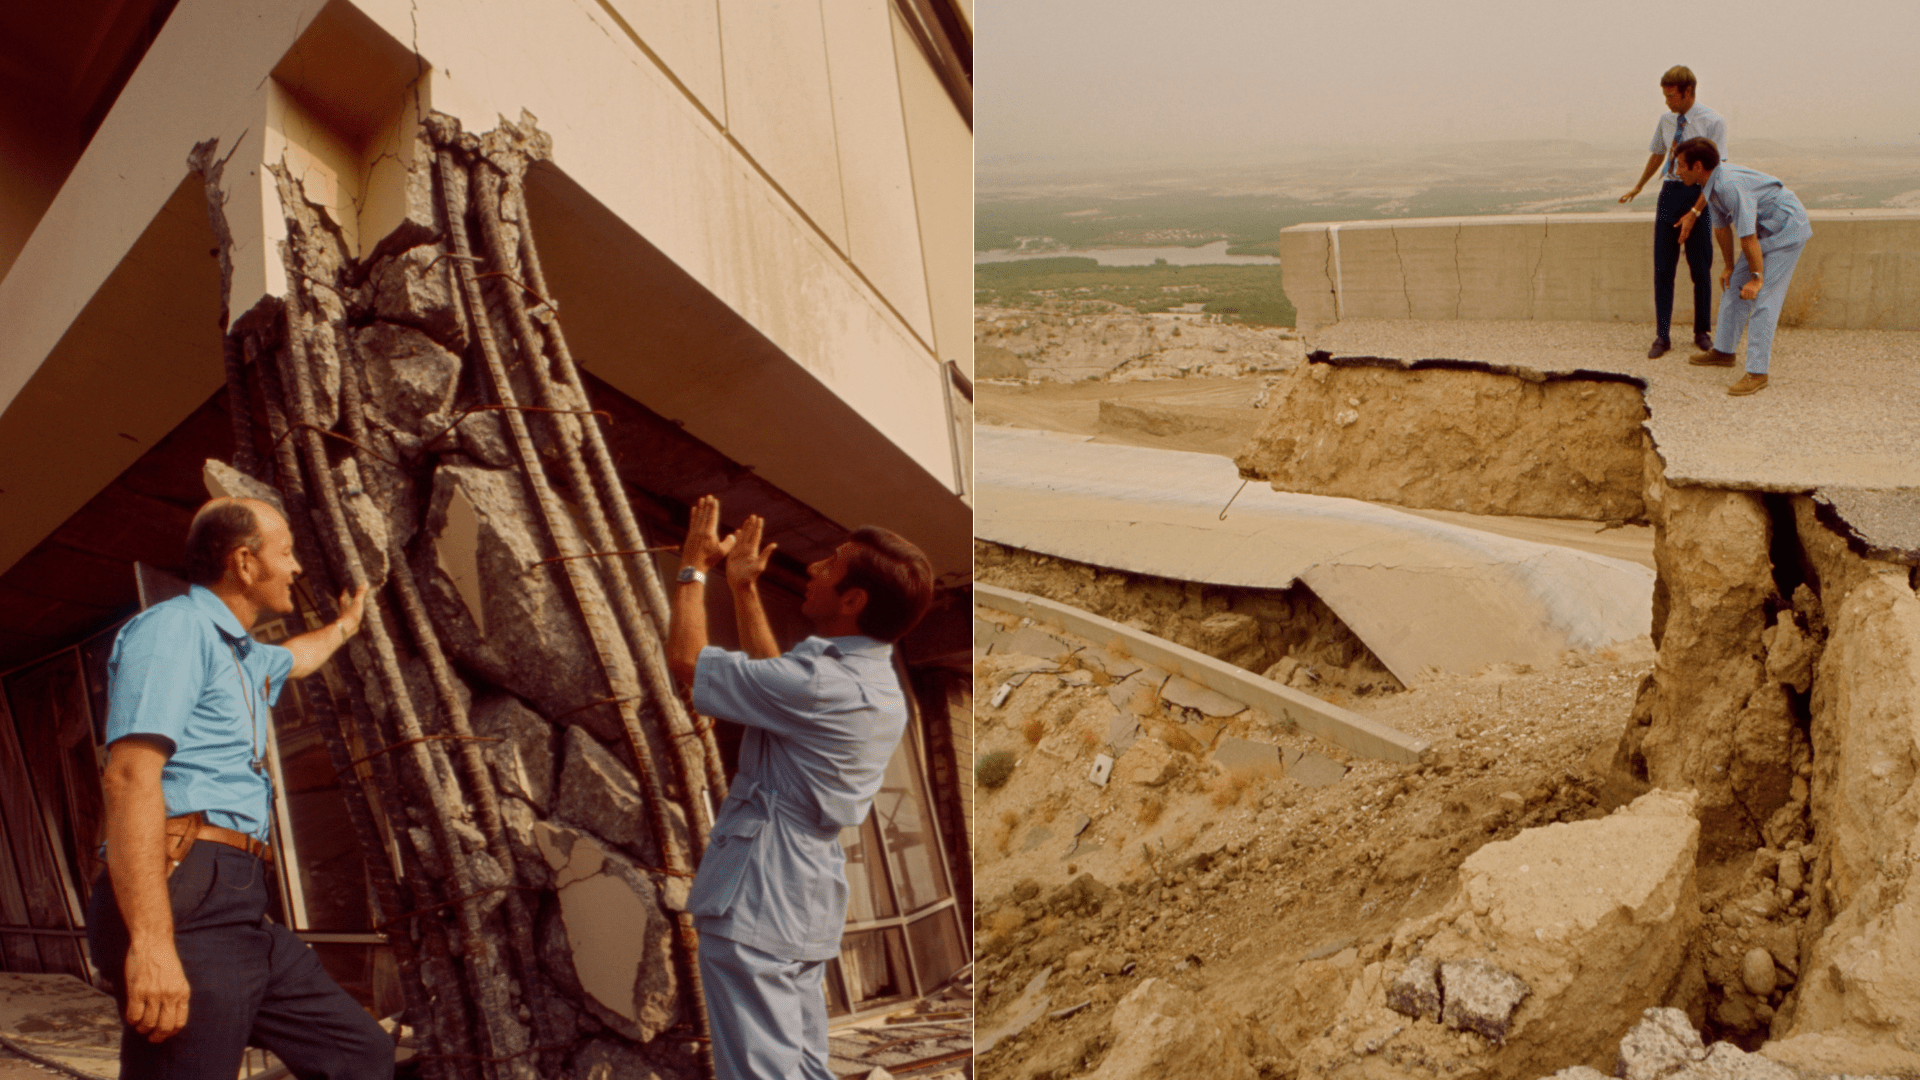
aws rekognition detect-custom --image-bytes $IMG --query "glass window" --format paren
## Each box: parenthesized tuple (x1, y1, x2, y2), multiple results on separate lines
(872, 731, 949, 915)
(838, 926, 912, 1010)
(906, 906, 967, 992)
(839, 813, 898, 925)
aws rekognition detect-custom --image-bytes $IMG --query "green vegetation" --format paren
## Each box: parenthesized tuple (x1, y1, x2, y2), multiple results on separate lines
(976, 749, 1018, 790)
(974, 258, 1295, 328)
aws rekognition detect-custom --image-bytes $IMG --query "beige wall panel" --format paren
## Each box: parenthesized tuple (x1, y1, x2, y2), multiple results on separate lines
(0, 0, 327, 422)
(603, 0, 726, 119)
(405, 0, 956, 485)
(1285, 212, 1920, 333)
(891, 14, 973, 374)
(713, 0, 849, 251)
(821, 0, 934, 346)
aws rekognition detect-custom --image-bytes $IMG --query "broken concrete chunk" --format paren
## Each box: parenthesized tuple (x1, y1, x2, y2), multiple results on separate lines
(1112, 738, 1174, 786)
(1212, 737, 1284, 780)
(1438, 958, 1529, 1043)
(1083, 645, 1142, 680)
(533, 825, 679, 1044)
(471, 694, 555, 812)
(1106, 713, 1141, 757)
(555, 726, 660, 864)
(356, 322, 463, 441)
(1160, 675, 1247, 718)
(1089, 754, 1114, 787)
(1616, 1007, 1707, 1080)
(1385, 955, 1442, 1023)
(1287, 751, 1347, 788)
(202, 459, 285, 518)
(369, 246, 468, 351)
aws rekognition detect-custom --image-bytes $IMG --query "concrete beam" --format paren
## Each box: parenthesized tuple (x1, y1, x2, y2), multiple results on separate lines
(977, 583, 1431, 765)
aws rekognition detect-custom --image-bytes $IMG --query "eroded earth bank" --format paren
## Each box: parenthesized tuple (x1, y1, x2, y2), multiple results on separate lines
(974, 319, 1920, 1080)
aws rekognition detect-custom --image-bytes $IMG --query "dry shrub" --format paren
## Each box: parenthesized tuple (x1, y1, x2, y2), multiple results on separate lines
(1023, 716, 1047, 746)
(1076, 726, 1102, 753)
(994, 809, 1021, 856)
(1136, 795, 1165, 827)
(976, 749, 1017, 789)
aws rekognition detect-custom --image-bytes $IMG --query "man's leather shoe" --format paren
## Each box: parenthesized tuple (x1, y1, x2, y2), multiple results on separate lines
(1689, 349, 1736, 367)
(1728, 373, 1768, 396)
(1648, 337, 1671, 359)
(1694, 331, 1715, 353)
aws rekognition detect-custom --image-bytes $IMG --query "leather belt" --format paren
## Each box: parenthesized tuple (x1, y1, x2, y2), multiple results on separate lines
(166, 811, 273, 870)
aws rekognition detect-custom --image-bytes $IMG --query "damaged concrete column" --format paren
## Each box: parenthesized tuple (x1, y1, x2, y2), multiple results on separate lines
(199, 92, 719, 1080)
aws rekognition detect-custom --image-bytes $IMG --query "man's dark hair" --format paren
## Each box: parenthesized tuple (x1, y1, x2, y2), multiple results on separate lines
(837, 526, 934, 642)
(1661, 65, 1696, 92)
(1674, 136, 1720, 173)
(184, 501, 265, 586)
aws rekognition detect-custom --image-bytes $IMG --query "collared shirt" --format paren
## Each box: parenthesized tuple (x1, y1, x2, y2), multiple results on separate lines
(686, 634, 907, 961)
(1704, 163, 1813, 251)
(105, 585, 292, 841)
(1650, 103, 1727, 180)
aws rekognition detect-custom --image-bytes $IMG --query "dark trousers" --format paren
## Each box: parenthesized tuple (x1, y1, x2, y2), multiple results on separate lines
(1654, 179, 1714, 340)
(87, 844, 393, 1080)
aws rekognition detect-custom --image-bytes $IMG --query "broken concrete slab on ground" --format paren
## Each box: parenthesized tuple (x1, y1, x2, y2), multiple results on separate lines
(977, 426, 1655, 684)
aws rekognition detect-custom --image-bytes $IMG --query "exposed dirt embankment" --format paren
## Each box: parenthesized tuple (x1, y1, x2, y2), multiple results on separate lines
(976, 541, 1401, 698)
(1235, 358, 1652, 523)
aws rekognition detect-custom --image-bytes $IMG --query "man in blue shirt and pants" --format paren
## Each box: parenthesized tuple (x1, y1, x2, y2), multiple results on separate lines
(1674, 137, 1814, 396)
(667, 496, 934, 1080)
(1619, 65, 1726, 359)
(90, 497, 389, 1079)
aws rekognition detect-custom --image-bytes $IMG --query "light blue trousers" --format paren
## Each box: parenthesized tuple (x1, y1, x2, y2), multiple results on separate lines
(699, 932, 835, 1080)
(1712, 237, 1807, 375)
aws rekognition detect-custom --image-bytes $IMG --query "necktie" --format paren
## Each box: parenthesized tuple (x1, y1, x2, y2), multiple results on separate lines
(1670, 113, 1686, 175)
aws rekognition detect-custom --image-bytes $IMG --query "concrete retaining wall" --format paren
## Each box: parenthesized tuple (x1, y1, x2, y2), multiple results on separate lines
(1280, 211, 1920, 332)
(977, 583, 1431, 765)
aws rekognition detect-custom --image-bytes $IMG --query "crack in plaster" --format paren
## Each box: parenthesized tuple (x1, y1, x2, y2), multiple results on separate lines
(1527, 217, 1549, 319)
(1453, 223, 1464, 321)
(1390, 227, 1413, 318)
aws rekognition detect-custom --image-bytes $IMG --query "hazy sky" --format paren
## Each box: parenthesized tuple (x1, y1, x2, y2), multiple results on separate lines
(978, 0, 1920, 167)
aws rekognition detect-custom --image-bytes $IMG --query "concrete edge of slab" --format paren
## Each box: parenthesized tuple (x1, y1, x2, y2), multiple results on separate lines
(977, 583, 1431, 765)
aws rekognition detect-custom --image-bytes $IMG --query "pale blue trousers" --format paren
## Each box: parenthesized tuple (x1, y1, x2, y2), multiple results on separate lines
(699, 932, 835, 1080)
(1712, 237, 1807, 375)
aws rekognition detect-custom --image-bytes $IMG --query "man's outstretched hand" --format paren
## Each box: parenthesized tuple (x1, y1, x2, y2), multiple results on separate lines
(682, 495, 737, 574)
(725, 515, 777, 591)
(123, 937, 191, 1042)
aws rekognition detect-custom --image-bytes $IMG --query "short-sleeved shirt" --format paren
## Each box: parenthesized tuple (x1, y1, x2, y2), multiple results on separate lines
(1704, 163, 1813, 252)
(1650, 103, 1727, 180)
(685, 635, 907, 961)
(105, 585, 293, 841)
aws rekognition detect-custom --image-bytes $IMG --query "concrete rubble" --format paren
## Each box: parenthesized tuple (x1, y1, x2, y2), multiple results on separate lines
(975, 307, 1305, 384)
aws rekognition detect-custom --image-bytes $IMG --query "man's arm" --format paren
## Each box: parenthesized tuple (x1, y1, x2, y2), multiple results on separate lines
(282, 583, 368, 678)
(725, 515, 781, 660)
(1737, 234, 1765, 300)
(101, 737, 191, 1043)
(1620, 153, 1665, 203)
(1715, 226, 1736, 290)
(667, 495, 737, 687)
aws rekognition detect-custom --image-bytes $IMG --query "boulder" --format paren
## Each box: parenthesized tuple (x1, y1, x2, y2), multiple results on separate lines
(1390, 790, 1701, 1080)
(1087, 978, 1271, 1080)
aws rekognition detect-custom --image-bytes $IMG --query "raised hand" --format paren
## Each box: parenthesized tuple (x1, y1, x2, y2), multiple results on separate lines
(725, 515, 778, 591)
(682, 495, 737, 574)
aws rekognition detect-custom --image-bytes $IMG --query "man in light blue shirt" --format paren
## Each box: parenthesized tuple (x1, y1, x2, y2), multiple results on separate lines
(90, 497, 388, 1079)
(1619, 65, 1727, 359)
(1674, 137, 1813, 396)
(667, 496, 933, 1080)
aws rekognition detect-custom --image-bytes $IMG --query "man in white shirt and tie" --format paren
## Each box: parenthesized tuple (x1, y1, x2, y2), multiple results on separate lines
(1619, 65, 1726, 359)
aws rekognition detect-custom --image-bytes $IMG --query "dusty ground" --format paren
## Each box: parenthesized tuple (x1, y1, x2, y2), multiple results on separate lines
(974, 313, 1672, 1078)
(973, 609, 1657, 1080)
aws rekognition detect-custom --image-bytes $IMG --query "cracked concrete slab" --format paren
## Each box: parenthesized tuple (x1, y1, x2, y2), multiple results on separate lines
(1307, 320, 1920, 547)
(0, 973, 119, 1080)
(1161, 674, 1248, 718)
(978, 427, 1655, 682)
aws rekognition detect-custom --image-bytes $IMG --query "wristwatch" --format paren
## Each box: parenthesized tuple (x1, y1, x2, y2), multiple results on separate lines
(677, 566, 707, 585)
